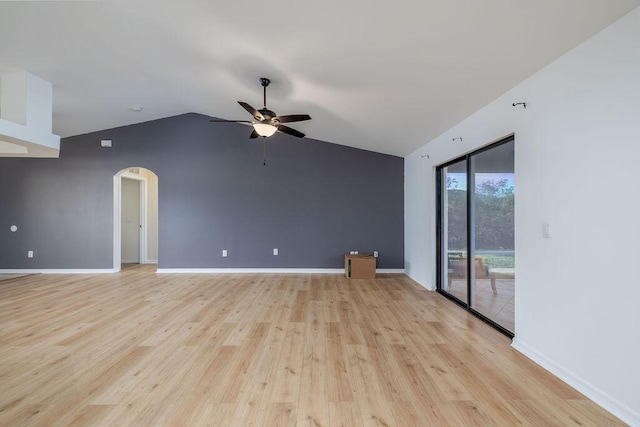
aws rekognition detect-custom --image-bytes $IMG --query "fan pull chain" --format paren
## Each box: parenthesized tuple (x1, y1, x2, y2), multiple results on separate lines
(263, 139, 267, 166)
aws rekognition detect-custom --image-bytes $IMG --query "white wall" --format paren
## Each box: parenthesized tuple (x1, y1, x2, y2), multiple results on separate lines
(405, 7, 640, 425)
(138, 168, 158, 262)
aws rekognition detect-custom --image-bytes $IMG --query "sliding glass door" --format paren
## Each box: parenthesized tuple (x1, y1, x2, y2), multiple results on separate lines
(439, 159, 469, 303)
(437, 137, 515, 336)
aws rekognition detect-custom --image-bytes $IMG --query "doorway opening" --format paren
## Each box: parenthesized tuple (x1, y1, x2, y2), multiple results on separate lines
(113, 167, 159, 271)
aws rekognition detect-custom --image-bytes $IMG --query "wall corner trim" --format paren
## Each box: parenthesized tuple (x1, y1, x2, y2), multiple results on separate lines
(511, 338, 639, 426)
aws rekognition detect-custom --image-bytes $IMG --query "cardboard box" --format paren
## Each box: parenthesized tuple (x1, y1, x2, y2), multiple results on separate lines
(344, 254, 376, 279)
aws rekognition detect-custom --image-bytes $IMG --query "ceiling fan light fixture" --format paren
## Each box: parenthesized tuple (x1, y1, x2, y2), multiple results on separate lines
(253, 123, 277, 137)
(210, 77, 310, 140)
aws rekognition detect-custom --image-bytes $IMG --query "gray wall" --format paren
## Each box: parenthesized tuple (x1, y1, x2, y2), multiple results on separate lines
(0, 113, 404, 269)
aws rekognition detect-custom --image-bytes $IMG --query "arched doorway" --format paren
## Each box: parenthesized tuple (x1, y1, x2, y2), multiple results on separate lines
(113, 167, 159, 271)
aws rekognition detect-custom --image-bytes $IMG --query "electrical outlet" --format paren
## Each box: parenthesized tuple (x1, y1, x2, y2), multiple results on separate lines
(27, 250, 34, 258)
(373, 251, 379, 258)
(273, 248, 278, 256)
(222, 249, 228, 257)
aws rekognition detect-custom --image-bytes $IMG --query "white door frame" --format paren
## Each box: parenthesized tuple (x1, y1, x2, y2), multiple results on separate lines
(113, 171, 148, 271)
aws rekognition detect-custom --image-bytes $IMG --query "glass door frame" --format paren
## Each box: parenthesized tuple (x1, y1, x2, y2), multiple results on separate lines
(436, 135, 515, 338)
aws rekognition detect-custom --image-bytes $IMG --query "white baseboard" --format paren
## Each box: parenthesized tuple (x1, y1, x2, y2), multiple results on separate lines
(156, 268, 344, 274)
(121, 259, 139, 264)
(157, 268, 405, 274)
(145, 259, 158, 264)
(0, 269, 118, 274)
(512, 338, 639, 426)
(1, 268, 405, 275)
(404, 272, 436, 291)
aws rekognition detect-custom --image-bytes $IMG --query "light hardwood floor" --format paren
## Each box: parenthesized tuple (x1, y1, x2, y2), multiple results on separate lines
(0, 265, 623, 426)
(447, 278, 515, 333)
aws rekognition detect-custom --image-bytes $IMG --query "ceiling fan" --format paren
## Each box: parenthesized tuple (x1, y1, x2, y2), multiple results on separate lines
(210, 77, 311, 138)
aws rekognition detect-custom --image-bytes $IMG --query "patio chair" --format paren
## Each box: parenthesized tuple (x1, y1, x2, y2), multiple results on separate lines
(448, 257, 497, 294)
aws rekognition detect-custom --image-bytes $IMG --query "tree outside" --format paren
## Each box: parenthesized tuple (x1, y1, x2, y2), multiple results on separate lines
(447, 174, 514, 268)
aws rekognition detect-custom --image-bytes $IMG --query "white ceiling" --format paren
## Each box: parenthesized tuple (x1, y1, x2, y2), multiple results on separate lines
(1, 0, 639, 157)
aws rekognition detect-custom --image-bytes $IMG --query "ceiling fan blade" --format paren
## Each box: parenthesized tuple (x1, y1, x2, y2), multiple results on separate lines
(274, 114, 311, 124)
(238, 101, 265, 121)
(249, 129, 260, 139)
(277, 124, 305, 138)
(209, 119, 253, 123)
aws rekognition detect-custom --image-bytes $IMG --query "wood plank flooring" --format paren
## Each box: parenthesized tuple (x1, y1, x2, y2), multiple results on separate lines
(0, 265, 623, 426)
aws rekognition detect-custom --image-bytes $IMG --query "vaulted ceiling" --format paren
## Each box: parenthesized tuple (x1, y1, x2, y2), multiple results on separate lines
(1, 0, 639, 157)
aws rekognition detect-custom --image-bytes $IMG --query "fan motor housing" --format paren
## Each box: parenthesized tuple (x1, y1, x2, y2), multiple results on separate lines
(258, 108, 276, 120)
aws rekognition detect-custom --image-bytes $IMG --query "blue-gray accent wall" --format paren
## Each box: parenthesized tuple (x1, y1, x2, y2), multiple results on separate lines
(0, 113, 404, 269)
